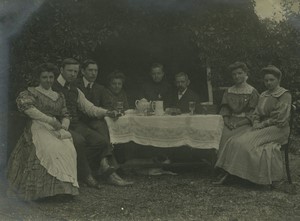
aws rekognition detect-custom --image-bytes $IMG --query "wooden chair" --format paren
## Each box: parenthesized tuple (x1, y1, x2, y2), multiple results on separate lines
(281, 104, 296, 184)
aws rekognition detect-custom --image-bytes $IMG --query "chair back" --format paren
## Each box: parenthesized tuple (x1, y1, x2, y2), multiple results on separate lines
(287, 104, 296, 144)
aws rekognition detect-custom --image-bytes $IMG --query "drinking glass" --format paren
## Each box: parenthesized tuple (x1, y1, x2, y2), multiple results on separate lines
(116, 101, 124, 115)
(189, 101, 196, 115)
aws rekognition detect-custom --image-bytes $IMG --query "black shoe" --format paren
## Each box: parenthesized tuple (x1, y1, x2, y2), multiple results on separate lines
(212, 173, 229, 185)
(107, 173, 134, 186)
(98, 158, 117, 177)
(84, 175, 102, 189)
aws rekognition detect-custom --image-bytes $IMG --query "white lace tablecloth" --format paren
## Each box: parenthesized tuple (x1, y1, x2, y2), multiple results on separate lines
(105, 114, 224, 150)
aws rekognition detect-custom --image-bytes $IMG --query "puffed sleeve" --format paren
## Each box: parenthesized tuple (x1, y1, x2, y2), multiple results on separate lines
(16, 89, 56, 124)
(16, 90, 36, 112)
(219, 90, 231, 116)
(245, 89, 259, 120)
(59, 93, 70, 130)
(60, 93, 70, 119)
(249, 89, 260, 109)
(262, 92, 292, 128)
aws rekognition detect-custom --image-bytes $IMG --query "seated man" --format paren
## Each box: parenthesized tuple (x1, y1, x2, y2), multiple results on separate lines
(76, 59, 109, 145)
(170, 72, 200, 113)
(140, 63, 172, 106)
(53, 58, 133, 188)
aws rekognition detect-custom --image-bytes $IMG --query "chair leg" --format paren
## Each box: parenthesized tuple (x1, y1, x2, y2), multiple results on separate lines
(285, 148, 292, 184)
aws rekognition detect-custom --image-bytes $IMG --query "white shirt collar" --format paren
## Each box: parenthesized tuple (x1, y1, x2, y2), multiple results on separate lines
(57, 74, 67, 87)
(83, 77, 94, 88)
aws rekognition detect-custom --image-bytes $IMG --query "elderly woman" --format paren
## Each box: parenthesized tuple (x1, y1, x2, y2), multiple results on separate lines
(6, 63, 79, 200)
(215, 65, 291, 185)
(218, 62, 259, 152)
(102, 70, 129, 111)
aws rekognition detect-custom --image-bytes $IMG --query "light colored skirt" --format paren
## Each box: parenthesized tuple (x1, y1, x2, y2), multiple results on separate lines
(216, 125, 289, 185)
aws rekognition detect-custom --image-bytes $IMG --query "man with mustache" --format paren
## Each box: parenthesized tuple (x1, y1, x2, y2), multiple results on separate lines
(171, 72, 200, 113)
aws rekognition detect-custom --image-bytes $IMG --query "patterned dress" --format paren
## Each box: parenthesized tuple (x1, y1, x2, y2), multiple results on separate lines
(219, 83, 259, 152)
(216, 87, 291, 185)
(6, 87, 79, 201)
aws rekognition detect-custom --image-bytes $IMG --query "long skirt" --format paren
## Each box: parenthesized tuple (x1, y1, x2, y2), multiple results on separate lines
(216, 125, 289, 185)
(218, 116, 251, 155)
(7, 120, 79, 201)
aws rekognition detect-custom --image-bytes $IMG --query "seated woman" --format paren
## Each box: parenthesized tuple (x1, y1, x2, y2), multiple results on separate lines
(102, 70, 129, 111)
(219, 62, 259, 152)
(214, 65, 292, 185)
(6, 63, 79, 201)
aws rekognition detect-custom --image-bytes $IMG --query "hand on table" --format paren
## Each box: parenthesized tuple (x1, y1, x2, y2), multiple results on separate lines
(106, 110, 121, 121)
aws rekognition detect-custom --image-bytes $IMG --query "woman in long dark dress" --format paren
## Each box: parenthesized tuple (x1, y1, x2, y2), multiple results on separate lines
(215, 65, 291, 185)
(6, 63, 79, 201)
(218, 62, 259, 152)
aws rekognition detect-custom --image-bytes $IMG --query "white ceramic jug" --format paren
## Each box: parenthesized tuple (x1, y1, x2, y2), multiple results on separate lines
(151, 101, 164, 116)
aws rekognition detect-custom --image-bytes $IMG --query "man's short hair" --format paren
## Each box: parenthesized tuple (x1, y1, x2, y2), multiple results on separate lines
(150, 63, 164, 71)
(175, 72, 189, 81)
(82, 59, 97, 70)
(61, 58, 79, 68)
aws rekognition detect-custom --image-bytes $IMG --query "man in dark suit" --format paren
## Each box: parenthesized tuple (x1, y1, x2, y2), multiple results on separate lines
(52, 58, 133, 188)
(171, 72, 200, 113)
(76, 60, 109, 142)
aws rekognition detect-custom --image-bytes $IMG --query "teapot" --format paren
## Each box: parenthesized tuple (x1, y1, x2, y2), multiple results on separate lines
(135, 98, 152, 113)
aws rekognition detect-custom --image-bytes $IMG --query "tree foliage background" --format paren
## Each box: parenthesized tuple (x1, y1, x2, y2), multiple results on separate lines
(9, 0, 300, 108)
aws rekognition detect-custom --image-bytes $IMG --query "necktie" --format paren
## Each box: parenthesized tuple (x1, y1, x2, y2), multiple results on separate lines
(86, 83, 92, 99)
(178, 92, 183, 100)
(64, 82, 70, 90)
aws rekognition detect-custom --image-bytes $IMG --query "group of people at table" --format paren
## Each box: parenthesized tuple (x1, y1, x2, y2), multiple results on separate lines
(6, 59, 291, 201)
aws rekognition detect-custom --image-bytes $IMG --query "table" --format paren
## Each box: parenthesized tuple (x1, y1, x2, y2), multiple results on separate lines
(105, 113, 224, 150)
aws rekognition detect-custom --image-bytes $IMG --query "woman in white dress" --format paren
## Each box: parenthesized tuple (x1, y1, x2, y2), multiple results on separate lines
(6, 63, 79, 201)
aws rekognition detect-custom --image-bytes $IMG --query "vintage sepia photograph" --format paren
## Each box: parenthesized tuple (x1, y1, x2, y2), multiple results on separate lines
(1, 0, 300, 220)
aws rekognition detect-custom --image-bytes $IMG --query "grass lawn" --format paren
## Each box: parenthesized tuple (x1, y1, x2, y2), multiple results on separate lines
(1, 151, 300, 221)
